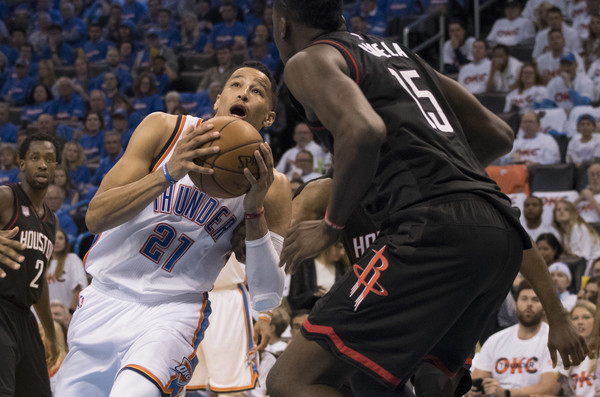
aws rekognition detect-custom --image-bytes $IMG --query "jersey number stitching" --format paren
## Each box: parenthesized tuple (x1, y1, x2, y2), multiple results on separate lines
(140, 223, 195, 272)
(30, 259, 44, 288)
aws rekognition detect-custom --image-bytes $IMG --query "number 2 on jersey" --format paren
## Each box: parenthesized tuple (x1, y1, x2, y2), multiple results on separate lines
(388, 68, 454, 133)
(140, 223, 194, 272)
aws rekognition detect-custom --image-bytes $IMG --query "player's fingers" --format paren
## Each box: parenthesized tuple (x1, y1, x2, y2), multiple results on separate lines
(187, 131, 220, 149)
(187, 146, 220, 161)
(186, 161, 215, 175)
(558, 349, 571, 369)
(259, 143, 274, 168)
(197, 122, 215, 133)
(549, 348, 558, 368)
(243, 168, 258, 185)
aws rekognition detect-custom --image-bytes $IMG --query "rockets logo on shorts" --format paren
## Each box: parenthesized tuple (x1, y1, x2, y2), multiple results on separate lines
(350, 245, 389, 311)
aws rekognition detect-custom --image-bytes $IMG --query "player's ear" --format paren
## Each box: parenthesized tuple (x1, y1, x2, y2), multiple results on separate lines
(278, 16, 289, 40)
(213, 94, 221, 113)
(262, 111, 276, 128)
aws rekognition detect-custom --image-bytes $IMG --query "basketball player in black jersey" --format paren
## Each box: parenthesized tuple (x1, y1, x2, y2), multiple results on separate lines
(0, 133, 59, 397)
(268, 1, 587, 396)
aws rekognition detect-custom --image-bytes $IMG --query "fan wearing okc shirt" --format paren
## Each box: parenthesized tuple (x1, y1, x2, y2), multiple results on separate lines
(532, 6, 582, 59)
(502, 111, 560, 165)
(486, 0, 535, 47)
(545, 51, 593, 111)
(54, 61, 291, 397)
(536, 29, 586, 84)
(468, 281, 565, 397)
(503, 63, 549, 114)
(566, 114, 600, 165)
(458, 39, 492, 94)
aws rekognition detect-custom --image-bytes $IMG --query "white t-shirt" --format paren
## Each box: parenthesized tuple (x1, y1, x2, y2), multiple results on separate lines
(577, 193, 600, 223)
(566, 134, 600, 164)
(573, 13, 591, 41)
(491, 57, 523, 92)
(546, 73, 594, 110)
(536, 52, 586, 82)
(504, 132, 561, 165)
(47, 253, 88, 309)
(504, 85, 549, 114)
(275, 141, 326, 175)
(443, 37, 475, 67)
(532, 24, 582, 58)
(458, 58, 491, 94)
(568, 356, 595, 397)
(522, 0, 568, 23)
(487, 17, 536, 47)
(558, 290, 577, 311)
(472, 322, 563, 389)
(563, 222, 600, 274)
(521, 222, 558, 241)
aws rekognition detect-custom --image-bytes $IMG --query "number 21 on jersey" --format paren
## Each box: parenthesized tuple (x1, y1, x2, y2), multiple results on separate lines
(140, 223, 195, 272)
(388, 68, 454, 134)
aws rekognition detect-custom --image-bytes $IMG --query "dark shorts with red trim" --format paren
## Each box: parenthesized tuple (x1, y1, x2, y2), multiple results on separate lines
(301, 193, 524, 390)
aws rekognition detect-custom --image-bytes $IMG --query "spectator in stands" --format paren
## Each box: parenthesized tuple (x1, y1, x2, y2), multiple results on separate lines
(564, 300, 597, 397)
(91, 131, 122, 186)
(122, 0, 149, 25)
(37, 59, 56, 94)
(289, 310, 310, 341)
(442, 20, 475, 74)
(23, 84, 52, 123)
(204, 1, 248, 55)
(82, 23, 113, 64)
(486, 0, 535, 48)
(34, 0, 62, 26)
(179, 11, 208, 54)
(545, 51, 593, 111)
(248, 24, 279, 74)
(164, 90, 182, 115)
(3, 28, 26, 66)
(61, 141, 91, 188)
(194, 0, 214, 34)
(536, 29, 585, 83)
(533, 6, 582, 58)
(133, 29, 178, 77)
(196, 45, 236, 92)
(43, 24, 76, 67)
(566, 114, 600, 165)
(138, 0, 161, 32)
(523, 196, 558, 240)
(17, 42, 38, 79)
(1, 58, 35, 106)
(581, 14, 600, 70)
(536, 233, 563, 266)
(108, 108, 133, 149)
(356, 0, 387, 37)
(37, 113, 73, 147)
(99, 72, 121, 104)
(46, 77, 86, 122)
(71, 57, 93, 102)
(88, 90, 110, 127)
(103, 3, 123, 43)
(29, 12, 52, 58)
(547, 262, 577, 309)
(553, 198, 600, 274)
(0, 102, 18, 144)
(578, 274, 600, 301)
(110, 93, 141, 132)
(0, 145, 19, 185)
(75, 111, 106, 169)
(155, 8, 180, 49)
(287, 150, 323, 183)
(149, 53, 175, 96)
(288, 240, 347, 312)
(53, 165, 80, 211)
(575, 162, 600, 222)
(458, 39, 492, 94)
(486, 44, 523, 93)
(503, 111, 560, 164)
(118, 41, 136, 70)
(504, 63, 549, 114)
(131, 72, 164, 118)
(59, 1, 87, 49)
(276, 122, 326, 176)
(98, 46, 133, 95)
(44, 184, 79, 244)
(115, 20, 139, 53)
(195, 81, 221, 119)
(468, 281, 562, 397)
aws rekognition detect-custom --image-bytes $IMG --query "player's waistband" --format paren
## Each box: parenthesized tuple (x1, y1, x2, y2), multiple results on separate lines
(90, 279, 208, 304)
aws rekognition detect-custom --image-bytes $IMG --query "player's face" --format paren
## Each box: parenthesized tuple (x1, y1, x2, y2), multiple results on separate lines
(515, 289, 544, 327)
(214, 67, 275, 131)
(550, 271, 570, 292)
(20, 141, 57, 190)
(571, 307, 594, 339)
(536, 240, 556, 265)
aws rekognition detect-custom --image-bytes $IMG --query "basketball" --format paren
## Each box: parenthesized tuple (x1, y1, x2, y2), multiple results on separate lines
(189, 116, 263, 198)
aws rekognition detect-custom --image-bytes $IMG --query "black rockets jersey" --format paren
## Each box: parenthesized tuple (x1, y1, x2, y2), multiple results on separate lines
(0, 184, 56, 309)
(298, 31, 529, 245)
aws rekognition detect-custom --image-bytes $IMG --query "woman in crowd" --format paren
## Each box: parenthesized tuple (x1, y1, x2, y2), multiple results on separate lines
(566, 114, 600, 165)
(565, 300, 596, 397)
(536, 233, 563, 266)
(37, 59, 57, 93)
(179, 11, 207, 54)
(582, 13, 600, 70)
(22, 84, 52, 123)
(75, 111, 106, 169)
(553, 198, 600, 274)
(131, 72, 164, 119)
(503, 63, 548, 114)
(61, 141, 91, 189)
(72, 56, 93, 102)
(0, 145, 19, 185)
(53, 164, 80, 210)
(110, 93, 141, 131)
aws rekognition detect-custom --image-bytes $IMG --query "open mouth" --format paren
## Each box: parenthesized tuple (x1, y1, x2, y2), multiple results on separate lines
(229, 105, 247, 119)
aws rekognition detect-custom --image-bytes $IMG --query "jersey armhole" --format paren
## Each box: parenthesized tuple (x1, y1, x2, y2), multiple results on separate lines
(148, 114, 184, 172)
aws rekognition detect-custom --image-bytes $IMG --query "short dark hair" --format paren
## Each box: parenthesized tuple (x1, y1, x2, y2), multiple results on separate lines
(492, 44, 509, 56)
(274, 0, 344, 32)
(547, 6, 563, 16)
(515, 280, 534, 300)
(236, 60, 278, 109)
(20, 133, 60, 163)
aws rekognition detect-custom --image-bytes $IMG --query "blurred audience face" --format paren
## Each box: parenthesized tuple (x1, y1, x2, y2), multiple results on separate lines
(505, 3, 521, 20)
(472, 40, 487, 62)
(37, 114, 55, 135)
(351, 16, 367, 34)
(553, 201, 572, 225)
(571, 306, 594, 340)
(84, 113, 102, 133)
(44, 184, 64, 212)
(550, 270, 570, 293)
(588, 164, 600, 193)
(546, 10, 563, 29)
(33, 85, 49, 104)
(112, 115, 128, 133)
(221, 5, 237, 24)
(50, 302, 70, 328)
(536, 239, 557, 265)
(448, 22, 465, 42)
(103, 73, 119, 92)
(88, 24, 102, 42)
(492, 47, 508, 70)
(89, 90, 106, 112)
(106, 47, 120, 67)
(293, 123, 312, 148)
(0, 104, 8, 125)
(57, 78, 74, 100)
(583, 281, 599, 301)
(515, 288, 544, 327)
(290, 313, 309, 340)
(592, 260, 600, 277)
(548, 30, 565, 53)
(105, 133, 121, 156)
(217, 47, 233, 66)
(158, 9, 170, 29)
(524, 196, 543, 222)
(520, 112, 540, 138)
(294, 151, 314, 176)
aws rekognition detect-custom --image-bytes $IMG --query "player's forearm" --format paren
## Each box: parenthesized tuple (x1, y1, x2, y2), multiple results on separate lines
(86, 168, 173, 234)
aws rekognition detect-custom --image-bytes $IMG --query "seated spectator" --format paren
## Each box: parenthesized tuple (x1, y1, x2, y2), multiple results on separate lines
(288, 241, 347, 312)
(164, 90, 182, 115)
(196, 81, 222, 120)
(42, 24, 76, 67)
(180, 90, 211, 115)
(53, 164, 80, 210)
(533, 6, 582, 58)
(94, 46, 133, 95)
(47, 228, 88, 312)
(0, 145, 19, 185)
(110, 93, 141, 132)
(203, 1, 248, 54)
(581, 14, 600, 70)
(61, 141, 92, 188)
(88, 89, 111, 129)
(443, 20, 475, 74)
(103, 3, 124, 43)
(523, 196, 559, 240)
(248, 24, 279, 74)
(468, 281, 562, 397)
(548, 262, 577, 309)
(0, 58, 36, 106)
(91, 131, 122, 186)
(98, 71, 121, 104)
(575, 162, 600, 222)
(149, 53, 175, 96)
(264, 307, 291, 357)
(179, 12, 208, 54)
(115, 20, 140, 54)
(502, 111, 560, 165)
(23, 84, 52, 123)
(287, 150, 323, 183)
(486, 44, 523, 93)
(356, 0, 387, 37)
(0, 102, 18, 144)
(553, 198, 600, 274)
(82, 23, 113, 64)
(579, 275, 600, 301)
(36, 59, 56, 94)
(75, 111, 106, 169)
(17, 43, 39, 80)
(566, 114, 600, 165)
(289, 310, 310, 341)
(37, 113, 73, 149)
(458, 39, 491, 94)
(487, 0, 535, 48)
(196, 45, 236, 92)
(121, 0, 149, 25)
(545, 51, 593, 111)
(44, 184, 79, 243)
(70, 57, 92, 103)
(504, 63, 549, 114)
(118, 41, 136, 70)
(564, 300, 597, 397)
(154, 8, 180, 49)
(131, 72, 164, 118)
(536, 29, 586, 83)
(536, 233, 563, 266)
(46, 77, 86, 123)
(59, 1, 87, 49)
(132, 29, 178, 77)
(276, 122, 326, 176)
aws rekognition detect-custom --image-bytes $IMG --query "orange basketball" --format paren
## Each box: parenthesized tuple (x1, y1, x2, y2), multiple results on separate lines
(189, 116, 263, 198)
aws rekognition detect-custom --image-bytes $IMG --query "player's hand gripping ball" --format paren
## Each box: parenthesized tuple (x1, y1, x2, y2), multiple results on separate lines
(189, 116, 263, 198)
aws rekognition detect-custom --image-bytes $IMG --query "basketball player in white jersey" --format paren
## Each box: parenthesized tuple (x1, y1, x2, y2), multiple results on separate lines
(55, 61, 292, 397)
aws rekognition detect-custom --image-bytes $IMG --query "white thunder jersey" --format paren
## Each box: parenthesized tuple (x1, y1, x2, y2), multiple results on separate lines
(85, 115, 243, 300)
